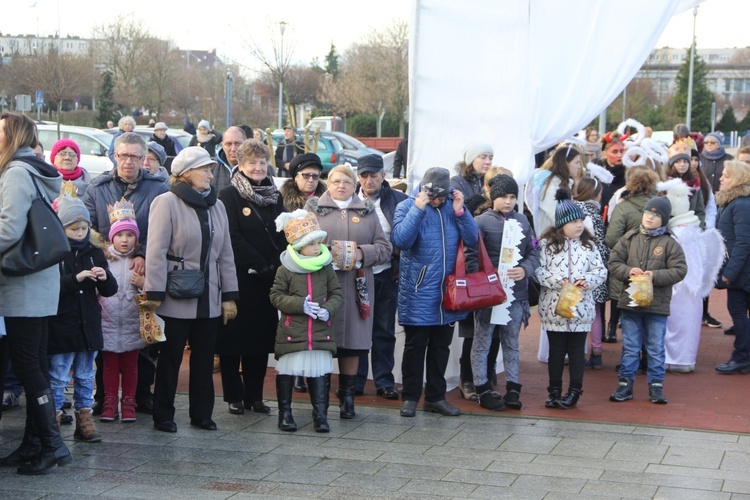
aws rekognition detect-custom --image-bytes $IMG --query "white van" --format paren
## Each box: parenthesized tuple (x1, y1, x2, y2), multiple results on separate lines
(306, 116, 343, 132)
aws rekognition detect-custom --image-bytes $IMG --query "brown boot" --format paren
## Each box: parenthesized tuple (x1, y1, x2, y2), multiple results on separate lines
(74, 408, 102, 443)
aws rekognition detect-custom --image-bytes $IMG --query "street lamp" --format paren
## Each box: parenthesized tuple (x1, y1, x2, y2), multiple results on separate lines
(225, 69, 233, 129)
(278, 21, 287, 130)
(686, 6, 698, 130)
(324, 72, 330, 116)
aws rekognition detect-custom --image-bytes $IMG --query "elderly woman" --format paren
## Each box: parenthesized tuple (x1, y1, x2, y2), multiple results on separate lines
(188, 119, 223, 159)
(144, 146, 239, 433)
(216, 139, 286, 415)
(107, 115, 136, 165)
(306, 165, 391, 419)
(0, 111, 70, 474)
(150, 122, 179, 171)
(280, 153, 326, 212)
(393, 167, 478, 418)
(50, 139, 92, 196)
(143, 141, 170, 185)
(715, 161, 750, 374)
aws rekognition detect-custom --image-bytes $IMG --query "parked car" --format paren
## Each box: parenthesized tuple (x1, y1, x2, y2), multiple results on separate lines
(36, 123, 114, 178)
(321, 131, 384, 167)
(270, 130, 345, 174)
(102, 126, 192, 150)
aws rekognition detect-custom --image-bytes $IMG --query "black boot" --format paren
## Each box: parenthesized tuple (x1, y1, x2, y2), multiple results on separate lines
(603, 321, 618, 343)
(557, 388, 583, 409)
(476, 382, 505, 410)
(0, 404, 40, 467)
(545, 386, 561, 408)
(307, 375, 330, 433)
(293, 376, 308, 393)
(338, 374, 356, 419)
(504, 382, 522, 410)
(275, 375, 297, 432)
(17, 389, 72, 475)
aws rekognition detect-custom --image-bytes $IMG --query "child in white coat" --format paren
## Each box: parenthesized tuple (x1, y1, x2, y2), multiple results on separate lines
(535, 189, 608, 409)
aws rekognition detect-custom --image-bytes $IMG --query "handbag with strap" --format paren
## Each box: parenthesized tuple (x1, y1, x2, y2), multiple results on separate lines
(165, 213, 213, 299)
(1, 171, 70, 277)
(443, 233, 507, 312)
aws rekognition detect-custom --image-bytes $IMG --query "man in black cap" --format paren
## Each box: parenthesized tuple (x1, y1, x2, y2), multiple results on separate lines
(354, 154, 408, 400)
(274, 126, 304, 178)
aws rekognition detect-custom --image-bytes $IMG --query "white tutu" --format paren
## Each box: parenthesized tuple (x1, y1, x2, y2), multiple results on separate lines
(275, 350, 333, 378)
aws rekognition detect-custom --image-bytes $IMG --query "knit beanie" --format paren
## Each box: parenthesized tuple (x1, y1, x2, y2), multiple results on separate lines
(109, 219, 140, 242)
(50, 139, 81, 165)
(667, 139, 691, 167)
(198, 119, 211, 131)
(57, 194, 91, 227)
(705, 132, 723, 145)
(421, 167, 451, 198)
(146, 141, 167, 166)
(643, 196, 671, 223)
(275, 209, 327, 250)
(488, 174, 518, 200)
(106, 199, 139, 241)
(462, 142, 493, 166)
(554, 188, 584, 228)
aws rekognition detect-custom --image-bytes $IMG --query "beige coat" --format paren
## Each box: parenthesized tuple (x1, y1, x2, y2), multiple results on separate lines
(145, 191, 239, 319)
(306, 192, 391, 350)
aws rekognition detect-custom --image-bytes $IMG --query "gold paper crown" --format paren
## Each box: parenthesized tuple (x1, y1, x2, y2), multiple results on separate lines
(283, 211, 321, 244)
(107, 198, 137, 225)
(668, 139, 692, 159)
(59, 180, 78, 199)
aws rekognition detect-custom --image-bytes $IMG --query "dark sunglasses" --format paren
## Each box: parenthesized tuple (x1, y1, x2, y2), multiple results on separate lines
(298, 172, 320, 180)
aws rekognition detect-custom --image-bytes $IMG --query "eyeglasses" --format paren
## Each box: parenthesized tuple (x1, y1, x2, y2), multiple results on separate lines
(117, 153, 143, 162)
(56, 151, 77, 158)
(143, 156, 160, 164)
(330, 179, 353, 186)
(298, 172, 320, 180)
(705, 140, 720, 145)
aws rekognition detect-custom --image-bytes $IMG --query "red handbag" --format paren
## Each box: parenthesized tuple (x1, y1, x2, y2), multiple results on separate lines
(443, 233, 507, 312)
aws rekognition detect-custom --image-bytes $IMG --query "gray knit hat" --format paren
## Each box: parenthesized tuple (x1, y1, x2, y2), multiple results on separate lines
(421, 167, 451, 198)
(462, 141, 493, 166)
(57, 194, 91, 227)
(554, 188, 584, 228)
(643, 196, 671, 223)
(488, 174, 518, 200)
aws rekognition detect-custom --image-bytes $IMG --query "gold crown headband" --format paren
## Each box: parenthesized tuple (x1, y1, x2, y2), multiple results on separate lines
(107, 198, 137, 225)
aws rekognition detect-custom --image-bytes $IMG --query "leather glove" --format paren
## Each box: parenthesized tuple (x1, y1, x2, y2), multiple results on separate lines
(222, 300, 237, 325)
(316, 308, 330, 322)
(138, 299, 162, 310)
(302, 295, 320, 318)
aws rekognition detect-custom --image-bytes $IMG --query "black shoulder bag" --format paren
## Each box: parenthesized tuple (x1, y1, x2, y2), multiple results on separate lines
(1, 171, 70, 277)
(165, 214, 213, 299)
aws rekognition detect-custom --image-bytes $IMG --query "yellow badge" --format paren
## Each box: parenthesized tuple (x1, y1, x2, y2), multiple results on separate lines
(351, 216, 361, 223)
(653, 246, 664, 257)
(242, 207, 252, 216)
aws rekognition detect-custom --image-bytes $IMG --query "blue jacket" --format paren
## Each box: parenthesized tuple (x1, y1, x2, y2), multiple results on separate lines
(392, 187, 479, 326)
(717, 186, 750, 293)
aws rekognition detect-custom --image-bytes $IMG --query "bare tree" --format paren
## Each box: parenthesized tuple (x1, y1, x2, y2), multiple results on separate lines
(141, 39, 180, 121)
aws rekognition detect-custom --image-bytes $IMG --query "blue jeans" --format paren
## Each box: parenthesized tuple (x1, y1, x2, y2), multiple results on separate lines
(357, 271, 398, 391)
(726, 289, 750, 364)
(619, 310, 667, 383)
(48, 351, 97, 410)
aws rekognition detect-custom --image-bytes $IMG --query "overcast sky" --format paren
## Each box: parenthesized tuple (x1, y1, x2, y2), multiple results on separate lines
(2, 0, 747, 73)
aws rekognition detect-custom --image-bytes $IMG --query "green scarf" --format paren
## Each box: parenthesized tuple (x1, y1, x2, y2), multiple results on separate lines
(288, 244, 331, 272)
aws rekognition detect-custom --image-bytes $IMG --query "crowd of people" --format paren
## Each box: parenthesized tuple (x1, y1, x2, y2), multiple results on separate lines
(0, 111, 748, 476)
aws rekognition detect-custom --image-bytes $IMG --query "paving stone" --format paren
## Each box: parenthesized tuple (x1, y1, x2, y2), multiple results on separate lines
(646, 463, 749, 481)
(662, 445, 725, 468)
(498, 434, 561, 454)
(604, 441, 668, 463)
(723, 479, 750, 495)
(442, 468, 517, 487)
(0, 477, 117, 495)
(321, 485, 418, 499)
(339, 422, 410, 441)
(579, 479, 658, 498)
(509, 474, 586, 494)
(487, 460, 603, 480)
(268, 443, 384, 461)
(531, 454, 648, 473)
(309, 457, 385, 475)
(660, 436, 750, 453)
(88, 470, 216, 488)
(248, 452, 322, 469)
(721, 451, 750, 471)
(632, 427, 740, 442)
(375, 450, 492, 470)
(554, 427, 664, 445)
(549, 436, 614, 459)
(182, 449, 260, 465)
(323, 437, 431, 455)
(263, 468, 344, 485)
(599, 469, 724, 491)
(399, 477, 478, 497)
(68, 454, 151, 471)
(535, 419, 637, 434)
(377, 462, 452, 480)
(98, 483, 234, 499)
(425, 444, 536, 463)
(442, 429, 512, 450)
(468, 485, 547, 499)
(329, 472, 409, 492)
(652, 486, 731, 499)
(392, 426, 460, 446)
(132, 460, 278, 481)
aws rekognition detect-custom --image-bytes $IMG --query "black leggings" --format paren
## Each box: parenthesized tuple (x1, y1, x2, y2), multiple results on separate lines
(3, 317, 51, 395)
(547, 330, 587, 391)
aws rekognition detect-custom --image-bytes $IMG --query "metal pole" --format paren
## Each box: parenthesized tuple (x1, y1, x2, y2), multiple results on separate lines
(225, 71, 232, 129)
(277, 22, 286, 130)
(711, 102, 716, 132)
(686, 6, 698, 129)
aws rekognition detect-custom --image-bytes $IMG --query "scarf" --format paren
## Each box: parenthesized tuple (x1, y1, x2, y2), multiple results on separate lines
(640, 225, 667, 237)
(68, 229, 91, 251)
(702, 145, 726, 161)
(169, 180, 217, 209)
(196, 132, 214, 144)
(356, 266, 370, 320)
(58, 166, 83, 181)
(230, 171, 279, 206)
(287, 244, 332, 272)
(333, 196, 353, 209)
(114, 169, 143, 199)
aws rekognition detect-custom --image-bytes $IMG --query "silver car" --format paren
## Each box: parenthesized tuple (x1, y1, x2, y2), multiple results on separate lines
(36, 124, 114, 178)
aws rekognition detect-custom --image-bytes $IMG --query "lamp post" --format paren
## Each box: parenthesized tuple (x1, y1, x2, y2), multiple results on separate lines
(324, 72, 329, 116)
(278, 21, 287, 130)
(686, 6, 698, 130)
(225, 69, 233, 129)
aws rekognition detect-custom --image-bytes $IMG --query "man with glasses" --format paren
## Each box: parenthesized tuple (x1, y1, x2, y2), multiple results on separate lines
(83, 132, 169, 416)
(354, 155, 407, 400)
(214, 126, 246, 192)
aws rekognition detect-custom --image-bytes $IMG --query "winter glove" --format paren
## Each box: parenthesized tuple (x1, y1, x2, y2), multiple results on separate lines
(138, 300, 162, 310)
(222, 301, 238, 325)
(316, 308, 330, 322)
(303, 295, 320, 318)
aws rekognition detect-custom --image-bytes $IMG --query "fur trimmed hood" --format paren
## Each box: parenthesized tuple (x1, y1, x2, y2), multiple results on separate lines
(716, 183, 750, 207)
(306, 191, 375, 217)
(280, 177, 327, 211)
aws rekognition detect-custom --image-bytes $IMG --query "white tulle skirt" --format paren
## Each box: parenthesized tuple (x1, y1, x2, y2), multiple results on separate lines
(275, 350, 333, 378)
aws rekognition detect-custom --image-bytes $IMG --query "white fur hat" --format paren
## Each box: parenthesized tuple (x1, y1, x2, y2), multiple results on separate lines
(658, 178, 690, 217)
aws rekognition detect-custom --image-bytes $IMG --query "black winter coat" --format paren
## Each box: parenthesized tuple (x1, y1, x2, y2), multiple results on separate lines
(717, 184, 750, 293)
(49, 241, 118, 355)
(215, 182, 286, 355)
(593, 158, 626, 211)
